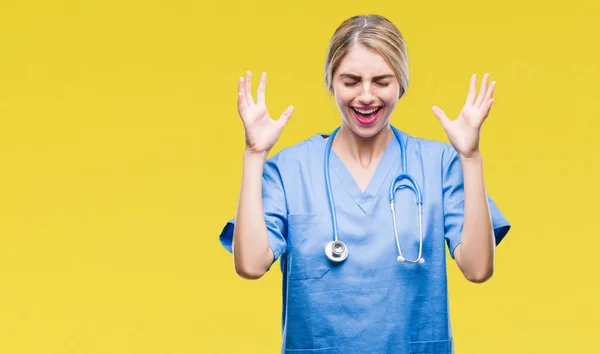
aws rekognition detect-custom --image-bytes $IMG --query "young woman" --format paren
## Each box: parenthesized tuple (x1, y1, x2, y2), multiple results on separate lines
(219, 14, 511, 354)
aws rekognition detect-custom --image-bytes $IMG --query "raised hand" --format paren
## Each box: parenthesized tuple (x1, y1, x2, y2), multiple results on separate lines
(237, 71, 294, 155)
(431, 73, 496, 159)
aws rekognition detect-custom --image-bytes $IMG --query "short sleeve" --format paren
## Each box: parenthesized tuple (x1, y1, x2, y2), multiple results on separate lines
(442, 147, 511, 259)
(218, 157, 288, 265)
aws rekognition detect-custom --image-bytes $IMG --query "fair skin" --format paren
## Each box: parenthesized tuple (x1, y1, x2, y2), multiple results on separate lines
(233, 43, 496, 283)
(329, 44, 399, 192)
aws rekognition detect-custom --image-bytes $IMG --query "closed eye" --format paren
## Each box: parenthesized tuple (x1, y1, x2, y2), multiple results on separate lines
(344, 81, 390, 87)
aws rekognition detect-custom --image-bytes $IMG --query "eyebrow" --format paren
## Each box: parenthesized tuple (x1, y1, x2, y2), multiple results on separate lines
(339, 74, 395, 80)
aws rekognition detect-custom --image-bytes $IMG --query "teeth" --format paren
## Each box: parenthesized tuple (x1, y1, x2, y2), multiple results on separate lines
(354, 107, 379, 114)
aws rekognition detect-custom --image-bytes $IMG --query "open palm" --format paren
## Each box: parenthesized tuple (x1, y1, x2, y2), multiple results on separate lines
(237, 71, 294, 155)
(432, 73, 496, 159)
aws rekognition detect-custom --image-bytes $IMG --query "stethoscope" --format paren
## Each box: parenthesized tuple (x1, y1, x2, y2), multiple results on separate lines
(324, 125, 425, 264)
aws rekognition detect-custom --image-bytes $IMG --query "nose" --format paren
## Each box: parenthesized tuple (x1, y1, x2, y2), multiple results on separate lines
(357, 83, 375, 105)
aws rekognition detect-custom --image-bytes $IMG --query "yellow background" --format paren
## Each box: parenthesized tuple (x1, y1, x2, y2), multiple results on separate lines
(0, 0, 598, 353)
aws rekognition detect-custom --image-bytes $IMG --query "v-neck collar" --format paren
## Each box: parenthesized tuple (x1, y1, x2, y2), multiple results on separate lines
(310, 129, 405, 215)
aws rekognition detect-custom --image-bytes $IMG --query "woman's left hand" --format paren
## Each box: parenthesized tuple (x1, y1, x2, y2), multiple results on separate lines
(432, 73, 496, 159)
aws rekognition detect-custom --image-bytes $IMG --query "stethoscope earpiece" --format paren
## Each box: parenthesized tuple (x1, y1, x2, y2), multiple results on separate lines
(397, 256, 425, 264)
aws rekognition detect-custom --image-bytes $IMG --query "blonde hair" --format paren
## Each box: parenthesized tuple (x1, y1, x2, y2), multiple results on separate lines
(324, 15, 409, 98)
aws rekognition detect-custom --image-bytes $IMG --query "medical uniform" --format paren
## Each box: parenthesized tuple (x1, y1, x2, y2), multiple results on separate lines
(219, 127, 511, 354)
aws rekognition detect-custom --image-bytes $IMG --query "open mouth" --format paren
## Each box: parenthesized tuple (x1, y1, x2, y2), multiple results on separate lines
(351, 106, 382, 126)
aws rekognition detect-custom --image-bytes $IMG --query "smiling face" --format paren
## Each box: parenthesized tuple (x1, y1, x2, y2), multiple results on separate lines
(332, 43, 401, 138)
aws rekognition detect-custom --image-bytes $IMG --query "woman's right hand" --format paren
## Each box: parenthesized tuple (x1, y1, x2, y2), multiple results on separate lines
(237, 71, 294, 156)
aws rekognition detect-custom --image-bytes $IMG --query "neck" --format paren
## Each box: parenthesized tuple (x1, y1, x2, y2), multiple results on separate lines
(333, 125, 393, 169)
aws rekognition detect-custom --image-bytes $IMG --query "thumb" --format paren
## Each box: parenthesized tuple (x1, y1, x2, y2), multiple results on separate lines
(432, 106, 451, 129)
(277, 105, 294, 128)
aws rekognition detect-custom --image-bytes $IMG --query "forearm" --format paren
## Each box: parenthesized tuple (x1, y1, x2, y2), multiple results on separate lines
(232, 149, 274, 279)
(456, 153, 495, 282)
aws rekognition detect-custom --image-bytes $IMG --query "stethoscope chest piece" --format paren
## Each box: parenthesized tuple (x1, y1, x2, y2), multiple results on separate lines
(325, 240, 348, 262)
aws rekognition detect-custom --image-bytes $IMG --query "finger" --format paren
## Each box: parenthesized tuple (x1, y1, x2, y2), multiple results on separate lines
(432, 106, 451, 129)
(245, 71, 254, 105)
(484, 80, 496, 103)
(237, 77, 247, 115)
(256, 72, 267, 104)
(465, 74, 477, 106)
(277, 105, 294, 128)
(475, 73, 489, 107)
(481, 98, 495, 121)
(238, 75, 245, 96)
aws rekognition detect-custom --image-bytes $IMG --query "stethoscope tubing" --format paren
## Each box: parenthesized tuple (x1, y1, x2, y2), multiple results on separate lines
(324, 125, 425, 264)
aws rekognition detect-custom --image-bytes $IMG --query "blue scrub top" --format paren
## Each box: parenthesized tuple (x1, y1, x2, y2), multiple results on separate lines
(219, 128, 511, 354)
